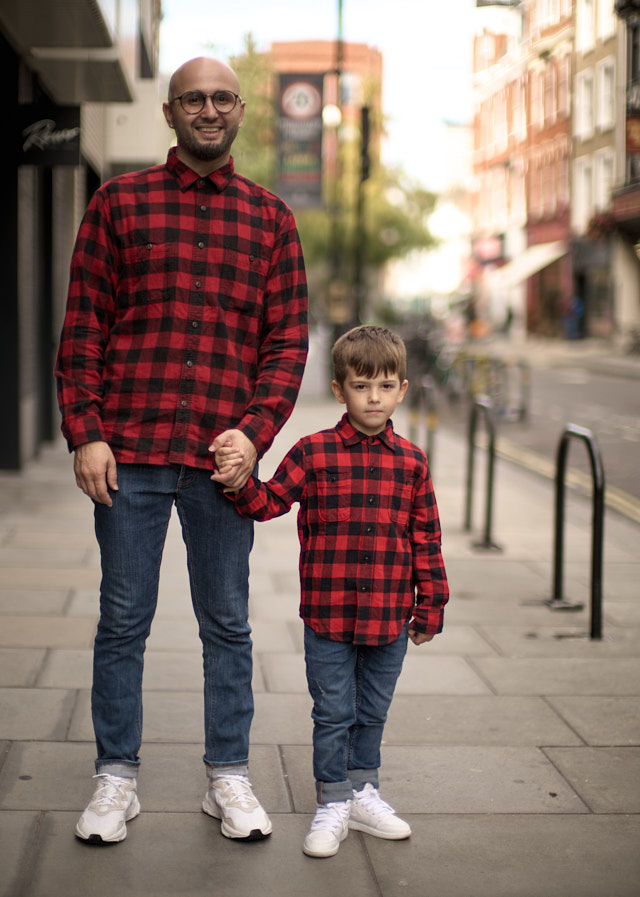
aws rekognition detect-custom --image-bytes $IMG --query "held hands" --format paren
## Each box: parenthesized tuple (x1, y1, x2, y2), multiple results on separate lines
(209, 429, 257, 492)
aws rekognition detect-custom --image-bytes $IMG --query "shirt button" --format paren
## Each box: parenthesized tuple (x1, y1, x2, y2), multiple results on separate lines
(146, 243, 153, 250)
(186, 360, 193, 367)
(195, 281, 201, 288)
(363, 554, 371, 562)
(200, 204, 207, 212)
(368, 496, 375, 505)
(369, 466, 376, 473)
(191, 321, 199, 328)
(365, 526, 373, 534)
(199, 178, 205, 186)
(360, 585, 368, 592)
(180, 400, 187, 407)
(198, 241, 205, 249)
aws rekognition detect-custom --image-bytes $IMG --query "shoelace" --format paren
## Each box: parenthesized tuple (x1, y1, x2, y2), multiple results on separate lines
(215, 776, 259, 809)
(309, 802, 351, 832)
(354, 787, 394, 818)
(88, 774, 131, 810)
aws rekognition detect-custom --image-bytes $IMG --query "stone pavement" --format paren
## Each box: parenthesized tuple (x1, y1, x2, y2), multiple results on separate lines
(1, 359, 639, 896)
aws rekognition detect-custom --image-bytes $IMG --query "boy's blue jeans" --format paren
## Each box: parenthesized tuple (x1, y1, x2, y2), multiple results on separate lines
(303, 623, 409, 804)
(91, 462, 254, 777)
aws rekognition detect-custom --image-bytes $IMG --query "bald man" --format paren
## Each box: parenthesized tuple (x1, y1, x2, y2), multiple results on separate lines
(56, 57, 309, 844)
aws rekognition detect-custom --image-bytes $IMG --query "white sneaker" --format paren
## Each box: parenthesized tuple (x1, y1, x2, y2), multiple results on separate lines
(75, 774, 140, 843)
(349, 783, 411, 839)
(202, 775, 272, 840)
(303, 801, 352, 858)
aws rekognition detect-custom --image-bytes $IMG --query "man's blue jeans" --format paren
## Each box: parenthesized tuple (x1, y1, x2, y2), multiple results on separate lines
(303, 623, 409, 804)
(91, 463, 254, 776)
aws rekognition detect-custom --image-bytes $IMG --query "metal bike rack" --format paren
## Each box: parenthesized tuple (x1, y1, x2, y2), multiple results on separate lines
(464, 396, 503, 552)
(547, 424, 605, 640)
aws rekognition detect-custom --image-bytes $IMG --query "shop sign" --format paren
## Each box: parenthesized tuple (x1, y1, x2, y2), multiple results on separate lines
(276, 74, 324, 209)
(18, 104, 81, 166)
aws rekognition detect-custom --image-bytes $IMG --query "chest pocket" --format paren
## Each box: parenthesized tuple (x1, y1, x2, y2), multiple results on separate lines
(315, 468, 351, 522)
(387, 470, 415, 524)
(118, 242, 179, 306)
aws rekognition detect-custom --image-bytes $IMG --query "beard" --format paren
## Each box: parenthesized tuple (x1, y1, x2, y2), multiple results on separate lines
(173, 119, 239, 161)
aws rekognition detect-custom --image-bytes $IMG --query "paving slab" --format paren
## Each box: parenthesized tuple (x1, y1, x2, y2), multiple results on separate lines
(0, 617, 96, 649)
(481, 624, 640, 657)
(0, 648, 47, 687)
(0, 589, 68, 615)
(0, 810, 40, 897)
(384, 695, 583, 745)
(546, 696, 640, 745)
(22, 812, 377, 897)
(0, 688, 76, 740)
(472, 657, 640, 695)
(363, 815, 640, 897)
(281, 744, 588, 815)
(544, 747, 640, 812)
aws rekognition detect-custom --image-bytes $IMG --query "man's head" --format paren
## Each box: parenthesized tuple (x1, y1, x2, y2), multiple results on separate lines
(331, 325, 408, 386)
(163, 57, 245, 175)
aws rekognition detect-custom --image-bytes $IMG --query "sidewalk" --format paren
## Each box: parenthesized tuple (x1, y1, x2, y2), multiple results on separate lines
(1, 377, 639, 896)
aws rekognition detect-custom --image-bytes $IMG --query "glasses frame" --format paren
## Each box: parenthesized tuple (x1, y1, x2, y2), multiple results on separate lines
(170, 90, 243, 115)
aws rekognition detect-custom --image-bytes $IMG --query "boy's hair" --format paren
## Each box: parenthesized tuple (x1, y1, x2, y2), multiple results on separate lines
(332, 325, 407, 385)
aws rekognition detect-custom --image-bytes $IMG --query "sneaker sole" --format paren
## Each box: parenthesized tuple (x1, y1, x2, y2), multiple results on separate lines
(75, 799, 140, 844)
(348, 819, 411, 839)
(201, 796, 272, 841)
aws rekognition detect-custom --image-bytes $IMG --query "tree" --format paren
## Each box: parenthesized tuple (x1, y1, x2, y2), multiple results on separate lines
(227, 36, 437, 320)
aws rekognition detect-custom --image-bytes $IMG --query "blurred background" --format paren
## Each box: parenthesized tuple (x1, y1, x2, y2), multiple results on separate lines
(2, 0, 639, 480)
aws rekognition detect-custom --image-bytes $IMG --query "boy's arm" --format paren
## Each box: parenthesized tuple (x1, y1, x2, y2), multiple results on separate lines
(409, 462, 450, 638)
(215, 441, 307, 521)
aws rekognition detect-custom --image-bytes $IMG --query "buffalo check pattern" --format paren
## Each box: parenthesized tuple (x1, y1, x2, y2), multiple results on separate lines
(55, 149, 308, 468)
(232, 414, 449, 645)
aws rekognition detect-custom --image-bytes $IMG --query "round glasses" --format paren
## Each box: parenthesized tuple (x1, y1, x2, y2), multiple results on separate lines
(170, 90, 242, 115)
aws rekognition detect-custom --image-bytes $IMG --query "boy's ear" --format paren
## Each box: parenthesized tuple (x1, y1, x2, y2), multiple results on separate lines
(331, 380, 346, 404)
(397, 379, 409, 403)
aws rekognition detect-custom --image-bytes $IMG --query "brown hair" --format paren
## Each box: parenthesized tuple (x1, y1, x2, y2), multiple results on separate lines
(331, 325, 407, 385)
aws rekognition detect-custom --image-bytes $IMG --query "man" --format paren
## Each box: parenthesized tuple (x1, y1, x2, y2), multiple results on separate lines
(55, 57, 308, 844)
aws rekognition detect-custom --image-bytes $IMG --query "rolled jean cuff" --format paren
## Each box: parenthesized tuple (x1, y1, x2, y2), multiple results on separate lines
(316, 778, 353, 804)
(205, 761, 249, 781)
(349, 768, 379, 793)
(95, 762, 139, 778)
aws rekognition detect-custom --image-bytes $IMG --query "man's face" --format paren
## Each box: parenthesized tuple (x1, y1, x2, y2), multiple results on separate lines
(163, 59, 245, 172)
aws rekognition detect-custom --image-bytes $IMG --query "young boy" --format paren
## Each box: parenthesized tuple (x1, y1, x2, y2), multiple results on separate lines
(211, 325, 449, 858)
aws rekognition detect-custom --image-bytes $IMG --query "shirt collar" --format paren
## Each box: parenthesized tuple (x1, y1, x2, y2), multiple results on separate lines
(336, 412, 397, 451)
(166, 147, 235, 192)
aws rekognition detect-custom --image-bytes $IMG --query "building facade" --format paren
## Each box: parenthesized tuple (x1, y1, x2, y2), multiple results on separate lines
(1, 0, 164, 469)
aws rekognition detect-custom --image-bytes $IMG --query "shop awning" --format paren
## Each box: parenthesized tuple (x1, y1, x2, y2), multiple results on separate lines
(488, 241, 567, 289)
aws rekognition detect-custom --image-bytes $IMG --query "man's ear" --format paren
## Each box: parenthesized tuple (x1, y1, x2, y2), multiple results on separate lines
(331, 380, 346, 404)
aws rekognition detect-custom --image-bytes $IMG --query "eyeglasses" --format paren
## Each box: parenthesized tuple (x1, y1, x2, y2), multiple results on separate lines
(170, 90, 242, 115)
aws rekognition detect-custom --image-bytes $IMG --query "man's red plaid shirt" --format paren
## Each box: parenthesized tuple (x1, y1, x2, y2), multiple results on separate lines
(232, 414, 449, 646)
(55, 149, 308, 467)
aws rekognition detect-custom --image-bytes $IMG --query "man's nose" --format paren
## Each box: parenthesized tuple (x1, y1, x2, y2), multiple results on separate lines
(201, 96, 220, 116)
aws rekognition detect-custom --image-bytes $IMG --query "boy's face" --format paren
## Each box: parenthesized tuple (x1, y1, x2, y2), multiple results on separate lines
(331, 368, 408, 436)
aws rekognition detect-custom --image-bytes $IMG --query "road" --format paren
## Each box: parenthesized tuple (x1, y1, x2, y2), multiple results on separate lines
(436, 361, 640, 521)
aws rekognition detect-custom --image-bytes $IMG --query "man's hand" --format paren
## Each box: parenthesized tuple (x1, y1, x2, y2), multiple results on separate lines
(209, 429, 257, 491)
(409, 629, 435, 646)
(74, 441, 118, 506)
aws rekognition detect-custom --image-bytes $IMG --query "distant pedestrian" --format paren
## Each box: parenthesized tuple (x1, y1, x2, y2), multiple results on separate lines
(213, 325, 449, 857)
(55, 56, 308, 844)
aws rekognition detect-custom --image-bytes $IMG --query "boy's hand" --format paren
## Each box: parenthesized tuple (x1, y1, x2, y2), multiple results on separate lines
(409, 629, 435, 646)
